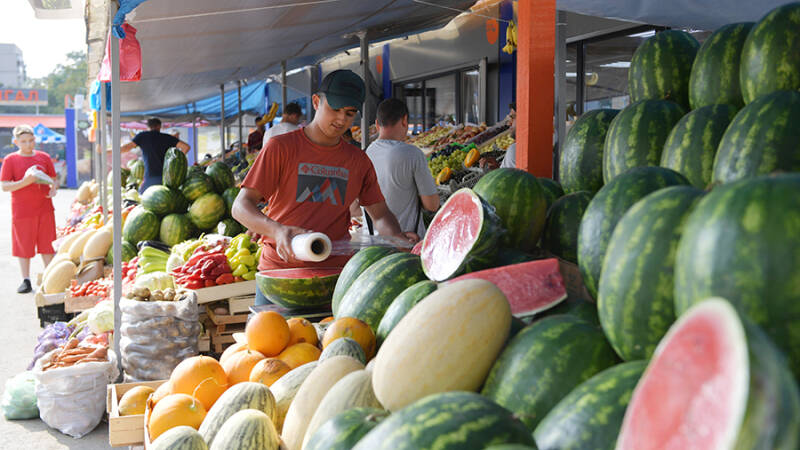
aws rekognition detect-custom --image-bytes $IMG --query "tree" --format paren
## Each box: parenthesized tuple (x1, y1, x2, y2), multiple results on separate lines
(28, 51, 87, 114)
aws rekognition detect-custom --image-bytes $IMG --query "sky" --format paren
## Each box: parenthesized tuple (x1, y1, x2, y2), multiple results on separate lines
(0, 1, 86, 80)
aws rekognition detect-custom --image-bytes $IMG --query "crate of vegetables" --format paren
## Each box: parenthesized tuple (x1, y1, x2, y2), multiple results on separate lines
(66, 278, 112, 313)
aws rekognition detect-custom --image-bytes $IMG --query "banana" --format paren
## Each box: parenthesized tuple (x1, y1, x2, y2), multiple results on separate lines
(263, 102, 279, 122)
(503, 21, 517, 55)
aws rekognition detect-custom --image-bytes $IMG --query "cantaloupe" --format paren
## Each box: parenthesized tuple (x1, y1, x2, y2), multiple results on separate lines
(43, 260, 78, 294)
(41, 254, 72, 284)
(82, 229, 112, 260)
(68, 229, 96, 263)
(57, 231, 84, 255)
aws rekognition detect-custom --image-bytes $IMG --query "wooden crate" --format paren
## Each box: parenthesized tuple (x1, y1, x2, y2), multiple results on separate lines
(34, 289, 67, 307)
(106, 380, 166, 447)
(206, 305, 249, 334)
(193, 280, 257, 304)
(64, 295, 103, 313)
(209, 330, 238, 353)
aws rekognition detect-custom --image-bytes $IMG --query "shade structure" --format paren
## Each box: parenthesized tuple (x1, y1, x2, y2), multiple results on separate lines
(33, 123, 66, 144)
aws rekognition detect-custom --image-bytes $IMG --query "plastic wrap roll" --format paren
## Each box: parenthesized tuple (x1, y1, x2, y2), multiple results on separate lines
(290, 232, 332, 262)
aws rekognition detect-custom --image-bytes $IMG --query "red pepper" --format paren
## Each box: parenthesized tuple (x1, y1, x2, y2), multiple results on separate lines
(216, 273, 234, 285)
(204, 279, 216, 287)
(184, 280, 204, 289)
(234, 276, 244, 282)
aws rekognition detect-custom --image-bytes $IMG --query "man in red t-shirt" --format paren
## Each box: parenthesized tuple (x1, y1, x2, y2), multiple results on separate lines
(233, 70, 416, 304)
(1, 125, 58, 293)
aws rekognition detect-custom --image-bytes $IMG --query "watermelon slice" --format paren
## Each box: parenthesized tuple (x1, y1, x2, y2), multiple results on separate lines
(617, 298, 800, 450)
(450, 258, 567, 317)
(420, 188, 501, 281)
(410, 241, 423, 256)
(256, 267, 341, 309)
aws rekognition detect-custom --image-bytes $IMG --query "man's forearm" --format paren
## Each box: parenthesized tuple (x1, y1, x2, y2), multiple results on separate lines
(373, 212, 403, 236)
(1, 179, 32, 192)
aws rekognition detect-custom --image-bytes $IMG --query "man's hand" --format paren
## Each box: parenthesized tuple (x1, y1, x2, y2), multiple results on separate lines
(274, 224, 311, 264)
(398, 231, 420, 244)
(21, 172, 37, 187)
(47, 183, 57, 198)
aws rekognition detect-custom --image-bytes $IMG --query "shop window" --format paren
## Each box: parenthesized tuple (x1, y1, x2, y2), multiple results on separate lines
(461, 70, 481, 124)
(393, 66, 481, 133)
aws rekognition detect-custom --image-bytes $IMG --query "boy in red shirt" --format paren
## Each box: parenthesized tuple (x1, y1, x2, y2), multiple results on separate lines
(1, 125, 58, 293)
(233, 70, 416, 305)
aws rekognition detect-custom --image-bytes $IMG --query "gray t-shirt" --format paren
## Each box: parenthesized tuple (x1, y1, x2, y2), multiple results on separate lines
(500, 142, 516, 169)
(366, 139, 437, 236)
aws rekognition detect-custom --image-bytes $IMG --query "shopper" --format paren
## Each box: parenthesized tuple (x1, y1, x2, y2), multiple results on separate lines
(0, 125, 58, 293)
(247, 115, 267, 153)
(233, 70, 417, 305)
(500, 102, 517, 169)
(262, 102, 303, 147)
(366, 98, 439, 237)
(120, 117, 190, 191)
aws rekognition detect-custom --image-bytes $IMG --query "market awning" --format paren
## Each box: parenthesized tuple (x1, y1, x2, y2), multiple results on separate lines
(0, 115, 65, 129)
(33, 123, 66, 144)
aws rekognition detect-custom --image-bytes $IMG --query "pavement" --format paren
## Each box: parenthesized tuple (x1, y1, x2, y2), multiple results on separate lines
(0, 189, 110, 450)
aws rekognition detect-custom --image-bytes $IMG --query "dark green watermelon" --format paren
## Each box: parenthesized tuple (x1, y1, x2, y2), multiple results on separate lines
(162, 147, 188, 189)
(122, 205, 160, 244)
(331, 246, 397, 316)
(106, 240, 137, 265)
(188, 192, 225, 230)
(472, 170, 546, 251)
(675, 173, 800, 377)
(159, 213, 193, 247)
(603, 99, 686, 183)
(493, 248, 537, 266)
(712, 90, 800, 184)
(181, 173, 214, 202)
(376, 280, 438, 345)
(660, 104, 738, 188)
(689, 22, 754, 109)
(540, 191, 592, 264)
(172, 190, 189, 213)
(535, 297, 599, 326)
(482, 315, 619, 430)
(206, 161, 235, 193)
(537, 178, 564, 212)
(628, 30, 700, 110)
(216, 218, 244, 237)
(305, 408, 389, 450)
(534, 361, 647, 450)
(578, 167, 690, 299)
(353, 392, 536, 450)
(598, 186, 704, 361)
(141, 185, 178, 216)
(222, 187, 240, 217)
(740, 3, 800, 104)
(559, 109, 619, 195)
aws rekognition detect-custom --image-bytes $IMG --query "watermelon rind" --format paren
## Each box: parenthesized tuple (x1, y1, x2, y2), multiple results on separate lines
(222, 186, 240, 217)
(540, 191, 592, 264)
(559, 108, 619, 195)
(472, 171, 545, 251)
(255, 268, 341, 309)
(628, 30, 699, 110)
(207, 409, 279, 450)
(304, 407, 389, 450)
(216, 218, 244, 237)
(331, 246, 397, 316)
(375, 280, 438, 345)
(688, 22, 754, 110)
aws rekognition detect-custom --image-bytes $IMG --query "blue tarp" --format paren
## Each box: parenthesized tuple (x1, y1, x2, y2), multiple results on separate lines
(33, 124, 66, 144)
(112, 0, 150, 38)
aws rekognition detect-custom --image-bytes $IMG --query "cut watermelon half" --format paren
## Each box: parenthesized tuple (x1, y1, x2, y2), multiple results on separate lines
(256, 267, 342, 310)
(449, 258, 567, 317)
(420, 188, 501, 281)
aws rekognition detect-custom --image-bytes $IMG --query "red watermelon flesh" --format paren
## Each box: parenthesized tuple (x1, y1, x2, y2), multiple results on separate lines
(410, 241, 423, 255)
(450, 258, 567, 317)
(617, 298, 748, 450)
(257, 267, 342, 279)
(421, 190, 482, 281)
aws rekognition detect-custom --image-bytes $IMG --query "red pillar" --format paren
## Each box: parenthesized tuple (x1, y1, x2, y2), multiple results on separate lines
(516, 0, 555, 177)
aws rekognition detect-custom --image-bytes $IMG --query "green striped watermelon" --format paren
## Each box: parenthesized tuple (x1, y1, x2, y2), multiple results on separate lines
(481, 315, 619, 430)
(353, 391, 536, 450)
(128, 159, 144, 182)
(222, 187, 240, 217)
(122, 205, 160, 244)
(493, 249, 537, 266)
(188, 192, 225, 230)
(536, 297, 599, 326)
(660, 104, 738, 188)
(255, 267, 341, 309)
(559, 109, 619, 195)
(162, 147, 188, 190)
(173, 190, 190, 214)
(603, 99, 686, 183)
(540, 191, 592, 263)
(141, 185, 179, 216)
(206, 162, 235, 194)
(598, 186, 704, 361)
(472, 171, 545, 251)
(319, 337, 366, 364)
(159, 213, 193, 247)
(534, 360, 646, 450)
(675, 174, 800, 377)
(712, 90, 800, 184)
(617, 299, 800, 449)
(106, 240, 137, 265)
(740, 3, 800, 104)
(537, 178, 564, 212)
(305, 407, 389, 450)
(628, 30, 699, 110)
(375, 280, 437, 345)
(578, 166, 690, 299)
(207, 409, 279, 450)
(331, 246, 397, 316)
(199, 382, 277, 447)
(150, 426, 208, 450)
(336, 253, 426, 332)
(216, 218, 243, 237)
(689, 22, 754, 109)
(421, 188, 503, 281)
(181, 173, 215, 202)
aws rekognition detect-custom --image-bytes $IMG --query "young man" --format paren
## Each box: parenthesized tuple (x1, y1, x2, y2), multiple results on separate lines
(120, 117, 190, 191)
(1, 125, 58, 293)
(262, 102, 303, 148)
(366, 98, 439, 237)
(247, 115, 267, 153)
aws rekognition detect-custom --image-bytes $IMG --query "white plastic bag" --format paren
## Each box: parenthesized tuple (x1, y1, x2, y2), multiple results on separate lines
(33, 348, 119, 438)
(1, 371, 38, 420)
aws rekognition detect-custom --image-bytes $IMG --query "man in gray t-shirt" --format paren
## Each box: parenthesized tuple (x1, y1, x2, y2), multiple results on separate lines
(366, 98, 439, 236)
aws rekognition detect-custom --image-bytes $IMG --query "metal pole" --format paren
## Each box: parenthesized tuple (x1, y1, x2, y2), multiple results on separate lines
(99, 85, 107, 223)
(192, 114, 198, 165)
(358, 31, 370, 149)
(220, 84, 225, 159)
(281, 61, 287, 116)
(111, 19, 123, 379)
(237, 80, 243, 157)
(554, 11, 567, 179)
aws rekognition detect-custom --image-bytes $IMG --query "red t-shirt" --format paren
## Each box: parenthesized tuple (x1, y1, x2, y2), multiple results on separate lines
(0, 150, 55, 219)
(242, 128, 384, 270)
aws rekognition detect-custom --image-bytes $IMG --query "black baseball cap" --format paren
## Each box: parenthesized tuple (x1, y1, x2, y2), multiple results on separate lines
(319, 70, 365, 112)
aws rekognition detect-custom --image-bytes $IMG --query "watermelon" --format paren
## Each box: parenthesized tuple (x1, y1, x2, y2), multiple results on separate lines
(305, 407, 389, 450)
(108, 167, 131, 189)
(160, 213, 193, 247)
(222, 187, 240, 216)
(181, 173, 214, 202)
(336, 253, 426, 332)
(255, 267, 341, 309)
(206, 161, 235, 194)
(536, 178, 564, 212)
(578, 166, 690, 299)
(451, 259, 567, 318)
(128, 159, 144, 182)
(162, 147, 188, 189)
(319, 337, 366, 364)
(150, 426, 208, 450)
(689, 22, 754, 109)
(534, 360, 647, 450)
(674, 173, 800, 377)
(603, 99, 686, 183)
(375, 280, 438, 345)
(712, 90, 800, 184)
(617, 298, 800, 450)
(353, 391, 536, 450)
(660, 104, 738, 188)
(740, 3, 800, 104)
(559, 108, 619, 195)
(173, 191, 190, 213)
(472, 170, 545, 251)
(188, 192, 225, 230)
(598, 186, 703, 361)
(493, 248, 537, 266)
(216, 218, 244, 237)
(141, 185, 179, 216)
(484, 446, 537, 450)
(481, 315, 619, 430)
(536, 297, 599, 326)
(628, 30, 700, 110)
(331, 246, 397, 316)
(106, 240, 137, 265)
(122, 205, 160, 244)
(540, 191, 592, 263)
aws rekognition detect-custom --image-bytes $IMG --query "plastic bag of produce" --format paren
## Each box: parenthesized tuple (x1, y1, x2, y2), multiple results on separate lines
(119, 291, 200, 381)
(33, 348, 118, 438)
(1, 371, 39, 420)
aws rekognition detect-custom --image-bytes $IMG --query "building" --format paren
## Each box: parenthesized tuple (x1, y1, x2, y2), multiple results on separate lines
(0, 44, 26, 88)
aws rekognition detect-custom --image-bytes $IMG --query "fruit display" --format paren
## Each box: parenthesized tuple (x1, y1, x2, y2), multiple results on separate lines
(628, 30, 699, 110)
(171, 243, 234, 289)
(331, 247, 397, 315)
(559, 108, 619, 194)
(407, 125, 452, 147)
(540, 191, 592, 263)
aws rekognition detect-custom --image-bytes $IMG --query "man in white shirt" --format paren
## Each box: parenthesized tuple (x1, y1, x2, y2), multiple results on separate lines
(500, 102, 517, 169)
(262, 102, 303, 148)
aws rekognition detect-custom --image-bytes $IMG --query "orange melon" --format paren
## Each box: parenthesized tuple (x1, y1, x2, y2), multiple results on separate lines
(169, 356, 228, 411)
(147, 393, 206, 441)
(150, 381, 172, 406)
(287, 317, 319, 346)
(219, 341, 248, 366)
(222, 350, 266, 385)
(278, 343, 322, 369)
(118, 386, 154, 416)
(249, 358, 292, 387)
(246, 311, 290, 357)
